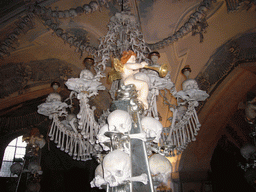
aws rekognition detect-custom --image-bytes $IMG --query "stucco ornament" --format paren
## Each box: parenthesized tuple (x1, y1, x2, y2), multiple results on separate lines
(37, 92, 68, 117)
(107, 109, 132, 133)
(149, 154, 172, 185)
(141, 116, 163, 143)
(240, 144, 256, 160)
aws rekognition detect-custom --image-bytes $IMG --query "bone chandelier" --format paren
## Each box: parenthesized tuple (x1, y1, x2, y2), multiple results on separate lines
(37, 9, 209, 191)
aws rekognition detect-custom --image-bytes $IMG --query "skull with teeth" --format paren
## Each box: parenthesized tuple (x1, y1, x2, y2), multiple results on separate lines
(103, 150, 131, 187)
(90, 164, 107, 189)
(141, 116, 163, 143)
(107, 110, 132, 134)
(97, 124, 111, 151)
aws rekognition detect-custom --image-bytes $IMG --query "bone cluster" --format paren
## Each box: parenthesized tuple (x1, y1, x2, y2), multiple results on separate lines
(91, 108, 172, 188)
(37, 70, 106, 160)
(94, 11, 151, 76)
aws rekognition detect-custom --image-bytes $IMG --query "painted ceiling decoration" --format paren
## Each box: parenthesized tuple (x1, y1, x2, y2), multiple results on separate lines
(0, 0, 244, 59)
(196, 32, 256, 96)
(0, 58, 80, 99)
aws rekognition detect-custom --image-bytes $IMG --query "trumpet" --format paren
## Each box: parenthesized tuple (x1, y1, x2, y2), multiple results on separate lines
(143, 64, 168, 78)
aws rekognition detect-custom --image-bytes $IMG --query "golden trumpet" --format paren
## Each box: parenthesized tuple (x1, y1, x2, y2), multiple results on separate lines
(143, 64, 168, 78)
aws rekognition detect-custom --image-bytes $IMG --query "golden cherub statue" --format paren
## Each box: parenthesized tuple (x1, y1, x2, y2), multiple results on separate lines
(112, 50, 150, 109)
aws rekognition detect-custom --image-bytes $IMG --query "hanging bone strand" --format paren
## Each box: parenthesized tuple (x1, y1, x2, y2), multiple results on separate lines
(93, 11, 151, 77)
(49, 115, 58, 141)
(48, 114, 57, 137)
(76, 92, 99, 145)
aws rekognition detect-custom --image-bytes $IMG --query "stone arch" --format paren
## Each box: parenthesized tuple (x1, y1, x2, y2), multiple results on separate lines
(178, 31, 256, 174)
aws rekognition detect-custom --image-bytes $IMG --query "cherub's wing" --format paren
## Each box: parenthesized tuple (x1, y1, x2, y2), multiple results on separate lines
(108, 58, 122, 82)
(108, 68, 121, 82)
(113, 58, 123, 73)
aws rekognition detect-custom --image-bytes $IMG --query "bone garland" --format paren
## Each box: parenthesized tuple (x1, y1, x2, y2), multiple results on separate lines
(48, 114, 57, 137)
(56, 127, 62, 148)
(76, 92, 100, 142)
(0, 13, 35, 59)
(32, 0, 110, 20)
(68, 132, 75, 156)
(148, 0, 217, 50)
(60, 130, 66, 151)
(73, 138, 78, 157)
(37, 18, 95, 57)
(54, 123, 59, 143)
(65, 130, 71, 153)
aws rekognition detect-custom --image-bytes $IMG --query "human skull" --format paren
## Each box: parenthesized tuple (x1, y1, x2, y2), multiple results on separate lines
(245, 102, 256, 123)
(55, 28, 63, 37)
(83, 4, 92, 14)
(103, 150, 131, 187)
(141, 117, 163, 143)
(10, 162, 23, 175)
(89, 1, 99, 12)
(240, 144, 256, 160)
(46, 92, 61, 103)
(149, 154, 172, 185)
(58, 11, 65, 18)
(182, 79, 199, 91)
(90, 164, 107, 188)
(80, 69, 94, 80)
(34, 136, 46, 149)
(75, 6, 84, 15)
(95, 164, 104, 178)
(26, 182, 41, 192)
(107, 110, 132, 133)
(97, 124, 111, 151)
(68, 8, 78, 17)
(28, 162, 41, 174)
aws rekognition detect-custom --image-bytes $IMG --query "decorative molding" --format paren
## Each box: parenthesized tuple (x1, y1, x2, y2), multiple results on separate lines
(195, 32, 256, 111)
(0, 58, 80, 98)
